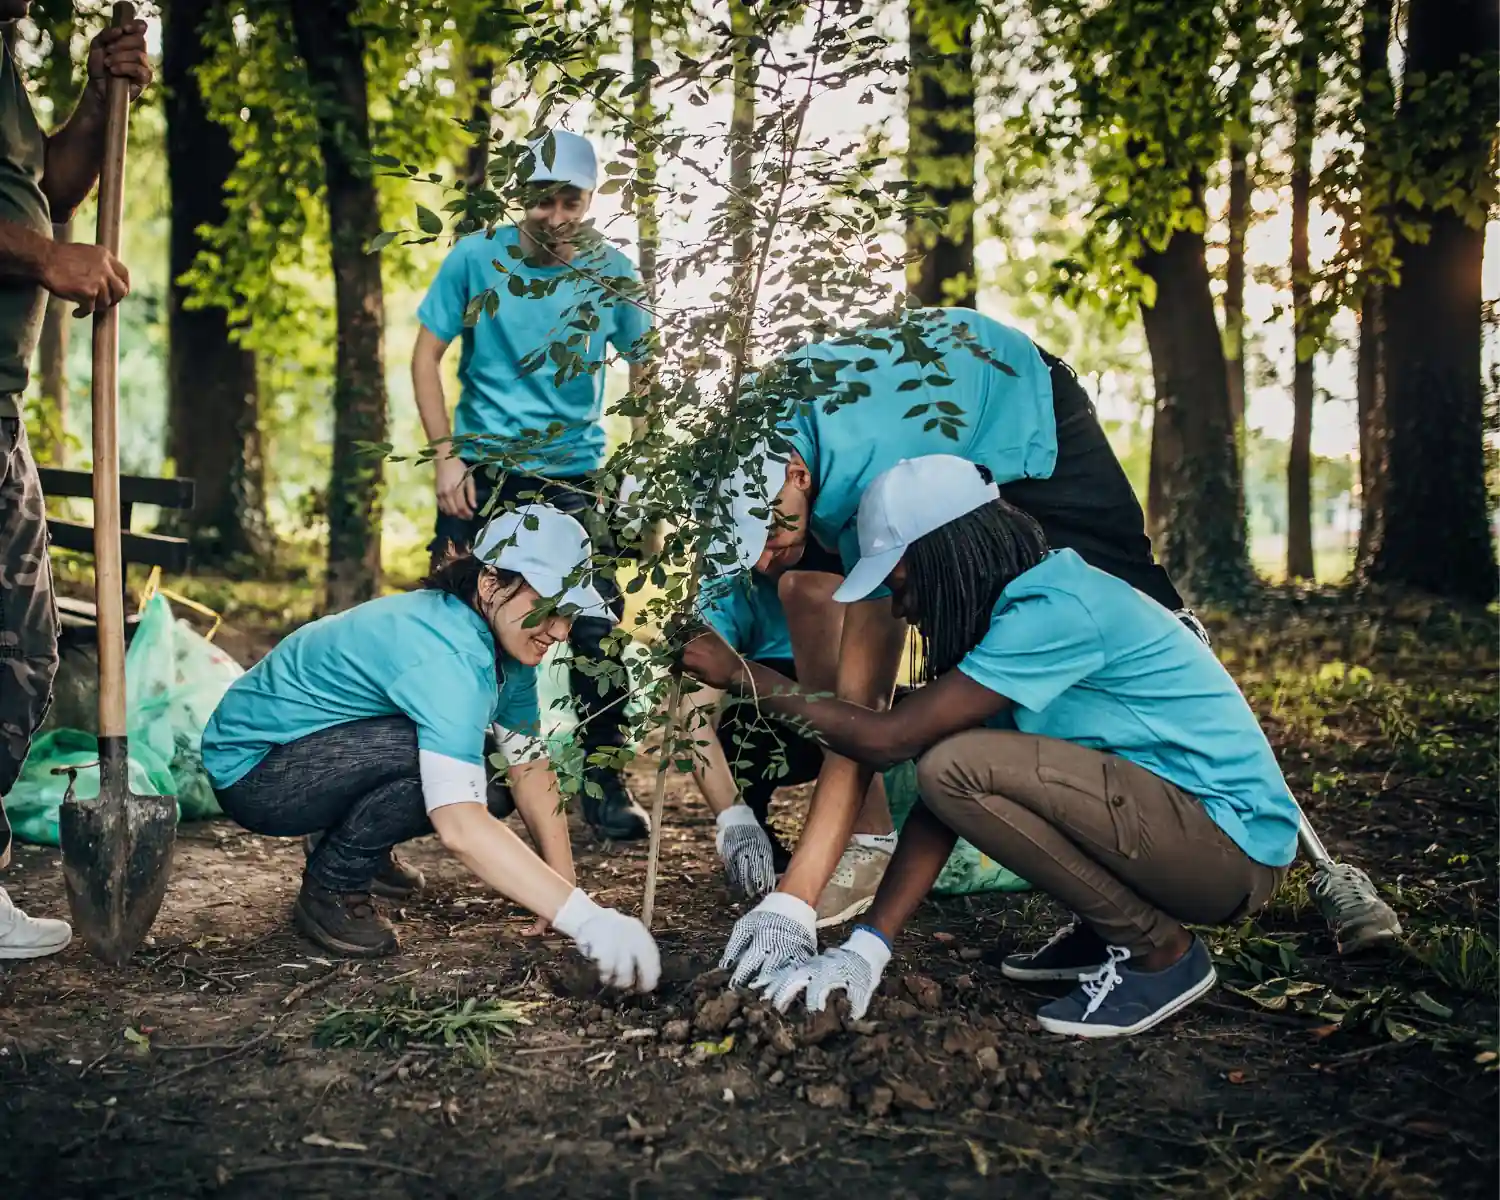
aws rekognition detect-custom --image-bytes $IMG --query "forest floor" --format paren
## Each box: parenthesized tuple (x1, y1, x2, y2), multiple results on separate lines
(2, 578, 1497, 1199)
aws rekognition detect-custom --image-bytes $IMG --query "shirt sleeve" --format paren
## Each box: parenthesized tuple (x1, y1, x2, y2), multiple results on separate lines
(492, 661, 543, 740)
(607, 257, 654, 364)
(696, 578, 752, 653)
(387, 655, 493, 766)
(955, 591, 1106, 712)
(416, 239, 475, 343)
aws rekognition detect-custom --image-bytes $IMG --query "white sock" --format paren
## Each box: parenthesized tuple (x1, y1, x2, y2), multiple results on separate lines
(852, 831, 898, 852)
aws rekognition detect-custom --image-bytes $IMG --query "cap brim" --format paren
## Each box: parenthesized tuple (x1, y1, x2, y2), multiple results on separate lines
(560, 582, 613, 622)
(832, 546, 904, 603)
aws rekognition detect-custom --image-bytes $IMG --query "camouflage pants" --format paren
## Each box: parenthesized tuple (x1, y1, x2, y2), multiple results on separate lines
(0, 417, 59, 862)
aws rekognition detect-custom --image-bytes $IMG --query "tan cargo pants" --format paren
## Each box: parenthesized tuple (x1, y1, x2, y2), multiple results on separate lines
(0, 416, 59, 864)
(917, 730, 1284, 956)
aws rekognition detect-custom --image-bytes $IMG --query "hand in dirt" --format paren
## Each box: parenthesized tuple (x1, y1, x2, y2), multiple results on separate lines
(762, 928, 891, 1021)
(88, 20, 153, 102)
(720, 892, 817, 990)
(677, 627, 746, 692)
(552, 890, 661, 992)
(715, 807, 777, 900)
(42, 242, 130, 316)
(436, 455, 477, 519)
(519, 916, 551, 937)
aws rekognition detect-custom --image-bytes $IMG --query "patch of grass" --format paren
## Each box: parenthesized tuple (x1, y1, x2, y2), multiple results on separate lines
(1402, 924, 1500, 996)
(1191, 1136, 1437, 1199)
(314, 990, 538, 1067)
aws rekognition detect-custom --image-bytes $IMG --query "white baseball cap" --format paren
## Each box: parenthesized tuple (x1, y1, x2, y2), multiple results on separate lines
(472, 503, 611, 619)
(518, 130, 599, 192)
(700, 442, 791, 575)
(833, 455, 1000, 603)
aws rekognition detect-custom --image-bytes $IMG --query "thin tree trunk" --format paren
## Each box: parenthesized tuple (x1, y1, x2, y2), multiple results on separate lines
(462, 56, 490, 192)
(633, 0, 658, 307)
(1287, 27, 1317, 582)
(727, 0, 756, 356)
(1224, 142, 1248, 443)
(289, 0, 388, 611)
(1354, 0, 1392, 563)
(1138, 205, 1250, 601)
(906, 0, 977, 307)
(1358, 0, 1497, 601)
(163, 0, 270, 564)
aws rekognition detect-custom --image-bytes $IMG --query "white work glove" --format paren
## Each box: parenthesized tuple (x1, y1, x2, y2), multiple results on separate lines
(763, 926, 891, 1020)
(720, 891, 817, 990)
(552, 889, 661, 992)
(716, 806, 777, 900)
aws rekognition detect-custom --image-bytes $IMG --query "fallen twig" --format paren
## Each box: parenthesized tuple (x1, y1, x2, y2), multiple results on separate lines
(641, 676, 684, 930)
(282, 961, 353, 1008)
(133, 1027, 276, 1091)
(217, 1155, 435, 1183)
(366, 1050, 426, 1091)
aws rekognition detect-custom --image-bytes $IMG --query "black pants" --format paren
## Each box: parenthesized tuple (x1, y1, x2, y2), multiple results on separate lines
(432, 469, 630, 761)
(1004, 351, 1184, 612)
(215, 717, 512, 892)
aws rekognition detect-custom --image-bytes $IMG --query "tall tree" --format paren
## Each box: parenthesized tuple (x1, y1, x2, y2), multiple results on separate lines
(163, 0, 270, 564)
(727, 0, 756, 353)
(1357, 0, 1497, 601)
(906, 0, 976, 307)
(1353, 0, 1391, 562)
(289, 0, 388, 611)
(632, 0, 659, 306)
(1286, 6, 1319, 581)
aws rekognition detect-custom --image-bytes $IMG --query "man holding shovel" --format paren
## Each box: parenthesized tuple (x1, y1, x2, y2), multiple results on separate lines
(0, 4, 150, 956)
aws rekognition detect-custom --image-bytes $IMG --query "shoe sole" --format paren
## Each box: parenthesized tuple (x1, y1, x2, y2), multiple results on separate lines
(1036, 965, 1218, 1038)
(1335, 922, 1402, 955)
(1001, 961, 1104, 982)
(0, 935, 73, 959)
(292, 905, 398, 959)
(815, 894, 873, 930)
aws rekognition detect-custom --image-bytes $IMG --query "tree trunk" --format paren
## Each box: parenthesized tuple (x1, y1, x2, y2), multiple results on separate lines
(1286, 28, 1317, 582)
(1224, 142, 1248, 443)
(906, 0, 977, 307)
(1138, 209, 1250, 602)
(727, 0, 756, 355)
(1354, 0, 1392, 563)
(461, 56, 490, 192)
(1358, 0, 1497, 602)
(35, 219, 69, 463)
(163, 0, 270, 565)
(633, 0, 658, 307)
(290, 0, 388, 611)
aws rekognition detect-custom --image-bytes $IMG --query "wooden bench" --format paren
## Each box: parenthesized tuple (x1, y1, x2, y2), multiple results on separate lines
(39, 467, 195, 645)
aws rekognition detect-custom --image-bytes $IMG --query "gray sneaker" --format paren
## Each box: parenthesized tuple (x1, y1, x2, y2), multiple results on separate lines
(1312, 862, 1402, 953)
(0, 886, 72, 960)
(814, 842, 891, 928)
(1037, 938, 1217, 1038)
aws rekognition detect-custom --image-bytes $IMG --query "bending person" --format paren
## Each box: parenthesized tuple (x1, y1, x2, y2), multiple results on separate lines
(680, 456, 1296, 1038)
(202, 505, 659, 993)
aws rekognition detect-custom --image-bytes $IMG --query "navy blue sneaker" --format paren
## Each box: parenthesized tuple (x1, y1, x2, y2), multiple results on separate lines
(1036, 938, 1217, 1038)
(1001, 921, 1110, 982)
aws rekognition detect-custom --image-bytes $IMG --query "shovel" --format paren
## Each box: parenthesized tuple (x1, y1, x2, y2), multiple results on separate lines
(58, 0, 176, 965)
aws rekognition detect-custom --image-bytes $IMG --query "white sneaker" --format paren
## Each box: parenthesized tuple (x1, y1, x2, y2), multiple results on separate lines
(814, 841, 893, 929)
(0, 886, 73, 959)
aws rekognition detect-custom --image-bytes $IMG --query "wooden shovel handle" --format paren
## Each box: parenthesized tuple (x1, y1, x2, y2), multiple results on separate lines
(91, 0, 135, 740)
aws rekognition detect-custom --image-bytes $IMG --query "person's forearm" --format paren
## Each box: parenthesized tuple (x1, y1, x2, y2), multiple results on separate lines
(627, 360, 650, 444)
(433, 804, 575, 921)
(0, 218, 53, 284)
(412, 352, 454, 450)
(684, 687, 739, 816)
(509, 764, 575, 884)
(738, 661, 916, 771)
(41, 92, 109, 220)
(863, 803, 958, 943)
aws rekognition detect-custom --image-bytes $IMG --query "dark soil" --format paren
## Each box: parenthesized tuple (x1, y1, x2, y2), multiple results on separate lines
(3, 595, 1496, 1198)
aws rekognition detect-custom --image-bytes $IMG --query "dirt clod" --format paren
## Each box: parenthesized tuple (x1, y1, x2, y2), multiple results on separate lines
(806, 1082, 850, 1110)
(890, 1079, 936, 1113)
(865, 1086, 895, 1118)
(975, 1046, 1001, 1074)
(800, 1004, 844, 1046)
(662, 1019, 692, 1044)
(693, 991, 742, 1035)
(901, 975, 942, 1010)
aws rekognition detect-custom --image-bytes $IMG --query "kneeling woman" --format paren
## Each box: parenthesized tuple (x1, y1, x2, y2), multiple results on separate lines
(680, 455, 1296, 1038)
(202, 504, 658, 991)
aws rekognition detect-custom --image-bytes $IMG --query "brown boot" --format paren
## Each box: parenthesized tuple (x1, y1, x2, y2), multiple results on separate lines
(293, 876, 398, 958)
(304, 834, 424, 900)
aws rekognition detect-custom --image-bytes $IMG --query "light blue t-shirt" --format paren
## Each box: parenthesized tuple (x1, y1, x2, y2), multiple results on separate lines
(417, 226, 654, 476)
(774, 308, 1057, 570)
(955, 550, 1298, 867)
(697, 573, 793, 663)
(202, 591, 540, 789)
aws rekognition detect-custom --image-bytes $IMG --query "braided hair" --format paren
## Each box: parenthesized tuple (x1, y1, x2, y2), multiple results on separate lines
(904, 487, 1049, 684)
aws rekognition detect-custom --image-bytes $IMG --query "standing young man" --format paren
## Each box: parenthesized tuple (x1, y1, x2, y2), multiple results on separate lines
(700, 306, 1193, 971)
(0, 6, 152, 957)
(411, 130, 655, 842)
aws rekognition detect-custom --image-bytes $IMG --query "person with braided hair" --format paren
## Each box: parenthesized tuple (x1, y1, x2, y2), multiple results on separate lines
(680, 455, 1298, 1038)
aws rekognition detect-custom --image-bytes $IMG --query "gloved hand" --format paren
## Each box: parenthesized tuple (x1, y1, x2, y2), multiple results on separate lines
(720, 891, 817, 989)
(552, 889, 661, 992)
(763, 926, 891, 1020)
(716, 806, 777, 899)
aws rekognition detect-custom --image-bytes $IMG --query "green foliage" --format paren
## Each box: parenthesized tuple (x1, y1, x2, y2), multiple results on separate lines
(315, 989, 538, 1067)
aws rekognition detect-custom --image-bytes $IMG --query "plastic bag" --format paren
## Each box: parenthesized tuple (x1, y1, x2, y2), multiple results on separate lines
(882, 760, 1031, 896)
(7, 594, 243, 844)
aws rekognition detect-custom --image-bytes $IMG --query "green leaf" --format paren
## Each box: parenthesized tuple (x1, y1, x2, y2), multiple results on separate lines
(896, 378, 922, 392)
(935, 401, 963, 415)
(366, 230, 399, 254)
(902, 404, 930, 419)
(415, 205, 444, 236)
(1410, 991, 1454, 1020)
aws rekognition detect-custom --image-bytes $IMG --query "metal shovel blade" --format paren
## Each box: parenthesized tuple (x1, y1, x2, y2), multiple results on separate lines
(58, 737, 176, 966)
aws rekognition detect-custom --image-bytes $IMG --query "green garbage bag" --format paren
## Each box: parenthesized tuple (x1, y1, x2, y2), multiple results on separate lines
(7, 593, 244, 844)
(882, 760, 1031, 896)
